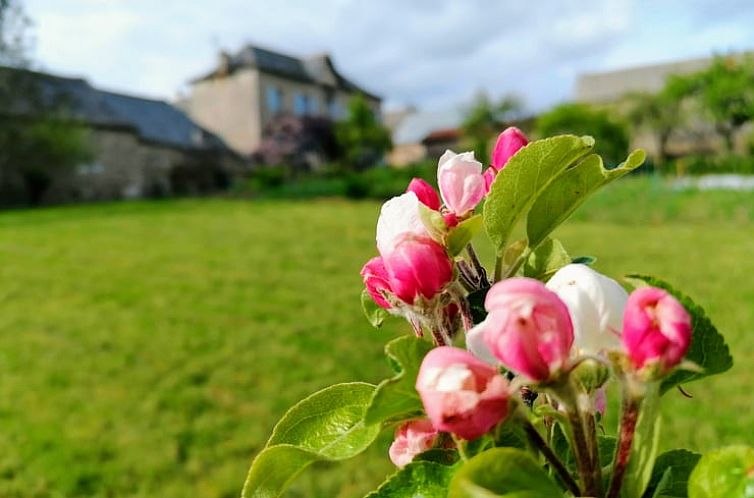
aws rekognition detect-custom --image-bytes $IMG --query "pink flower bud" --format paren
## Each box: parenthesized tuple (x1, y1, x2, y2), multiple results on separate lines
(483, 166, 496, 193)
(360, 256, 393, 309)
(406, 178, 441, 211)
(442, 212, 459, 229)
(437, 150, 486, 215)
(416, 347, 510, 440)
(471, 278, 574, 382)
(491, 127, 528, 171)
(622, 287, 691, 372)
(388, 419, 440, 467)
(383, 235, 453, 305)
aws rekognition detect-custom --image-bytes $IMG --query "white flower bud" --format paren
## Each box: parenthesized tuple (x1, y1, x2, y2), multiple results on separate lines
(546, 264, 628, 355)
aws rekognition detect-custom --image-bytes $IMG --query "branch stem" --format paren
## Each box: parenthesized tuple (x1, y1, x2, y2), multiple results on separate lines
(606, 395, 643, 498)
(522, 420, 582, 497)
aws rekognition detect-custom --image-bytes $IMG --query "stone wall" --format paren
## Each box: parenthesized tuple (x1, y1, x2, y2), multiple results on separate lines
(45, 128, 238, 203)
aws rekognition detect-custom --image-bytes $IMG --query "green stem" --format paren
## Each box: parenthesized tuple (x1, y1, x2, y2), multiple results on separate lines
(522, 420, 582, 497)
(451, 434, 469, 462)
(494, 255, 503, 282)
(557, 383, 599, 497)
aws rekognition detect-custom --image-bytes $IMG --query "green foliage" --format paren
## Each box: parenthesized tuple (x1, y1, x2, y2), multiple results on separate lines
(625, 275, 733, 394)
(361, 289, 390, 328)
(365, 336, 433, 426)
(335, 94, 392, 171)
(242, 383, 381, 498)
(446, 214, 483, 256)
(523, 237, 570, 280)
(624, 89, 685, 165)
(688, 445, 754, 498)
(536, 103, 630, 166)
(447, 448, 563, 498)
(483, 134, 595, 253)
(691, 56, 754, 151)
(365, 461, 457, 498)
(0, 116, 92, 205)
(526, 149, 645, 248)
(644, 449, 701, 498)
(461, 92, 523, 160)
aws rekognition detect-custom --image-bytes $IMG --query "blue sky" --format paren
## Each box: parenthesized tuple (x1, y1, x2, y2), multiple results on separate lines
(23, 0, 754, 113)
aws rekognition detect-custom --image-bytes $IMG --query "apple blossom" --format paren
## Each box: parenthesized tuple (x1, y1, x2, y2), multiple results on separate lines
(622, 286, 692, 372)
(406, 178, 441, 211)
(546, 264, 628, 354)
(470, 278, 574, 382)
(388, 419, 440, 468)
(491, 127, 528, 171)
(383, 235, 453, 305)
(437, 150, 486, 216)
(376, 192, 428, 255)
(482, 166, 496, 193)
(416, 346, 509, 440)
(360, 256, 393, 309)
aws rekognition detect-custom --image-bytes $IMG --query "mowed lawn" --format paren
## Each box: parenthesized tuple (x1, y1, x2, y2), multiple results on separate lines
(0, 179, 752, 498)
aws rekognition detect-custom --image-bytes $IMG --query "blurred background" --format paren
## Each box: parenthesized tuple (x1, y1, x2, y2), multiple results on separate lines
(0, 1, 753, 497)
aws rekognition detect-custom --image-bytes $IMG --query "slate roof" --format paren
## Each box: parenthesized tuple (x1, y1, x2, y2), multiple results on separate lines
(193, 44, 380, 100)
(1, 67, 228, 151)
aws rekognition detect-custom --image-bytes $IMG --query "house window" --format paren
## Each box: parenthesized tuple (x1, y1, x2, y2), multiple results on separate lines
(294, 92, 309, 116)
(308, 97, 318, 115)
(266, 85, 282, 114)
(329, 98, 343, 119)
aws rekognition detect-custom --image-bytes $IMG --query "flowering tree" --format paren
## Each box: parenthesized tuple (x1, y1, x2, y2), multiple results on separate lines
(242, 128, 745, 498)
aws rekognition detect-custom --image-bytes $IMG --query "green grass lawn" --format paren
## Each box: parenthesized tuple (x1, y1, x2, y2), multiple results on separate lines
(0, 177, 752, 497)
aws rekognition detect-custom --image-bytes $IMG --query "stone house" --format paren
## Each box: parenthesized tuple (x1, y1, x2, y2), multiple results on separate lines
(1, 68, 241, 203)
(181, 44, 381, 156)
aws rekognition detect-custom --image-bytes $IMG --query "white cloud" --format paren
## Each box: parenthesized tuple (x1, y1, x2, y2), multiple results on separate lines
(21, 0, 754, 111)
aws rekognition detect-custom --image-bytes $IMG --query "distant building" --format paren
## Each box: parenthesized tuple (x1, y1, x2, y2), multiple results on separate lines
(182, 45, 381, 156)
(386, 108, 465, 166)
(1, 67, 241, 203)
(575, 56, 715, 104)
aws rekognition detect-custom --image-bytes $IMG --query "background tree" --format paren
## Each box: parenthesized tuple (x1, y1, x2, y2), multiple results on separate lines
(0, 0, 91, 205)
(335, 94, 391, 171)
(624, 78, 690, 165)
(461, 91, 523, 161)
(690, 55, 754, 152)
(536, 103, 629, 166)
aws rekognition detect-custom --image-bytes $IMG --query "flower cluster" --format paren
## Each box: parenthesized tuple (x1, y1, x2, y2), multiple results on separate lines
(361, 127, 528, 344)
(244, 128, 735, 498)
(359, 128, 694, 498)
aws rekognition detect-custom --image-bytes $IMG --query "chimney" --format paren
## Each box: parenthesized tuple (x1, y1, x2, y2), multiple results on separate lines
(217, 50, 232, 77)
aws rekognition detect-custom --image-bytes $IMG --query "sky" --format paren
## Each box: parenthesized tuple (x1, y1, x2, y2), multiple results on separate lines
(21, 0, 754, 113)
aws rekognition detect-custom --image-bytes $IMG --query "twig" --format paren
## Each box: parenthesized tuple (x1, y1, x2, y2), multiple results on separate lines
(522, 420, 582, 497)
(606, 396, 643, 498)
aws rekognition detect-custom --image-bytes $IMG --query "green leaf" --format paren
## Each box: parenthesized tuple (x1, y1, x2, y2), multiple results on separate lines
(688, 445, 754, 498)
(643, 449, 701, 498)
(623, 384, 662, 498)
(527, 149, 645, 248)
(484, 134, 595, 253)
(365, 461, 457, 498)
(572, 255, 597, 266)
(364, 336, 434, 426)
(448, 448, 564, 498)
(624, 275, 733, 394)
(523, 237, 571, 280)
(447, 214, 483, 256)
(419, 203, 448, 242)
(361, 289, 390, 328)
(242, 382, 380, 498)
